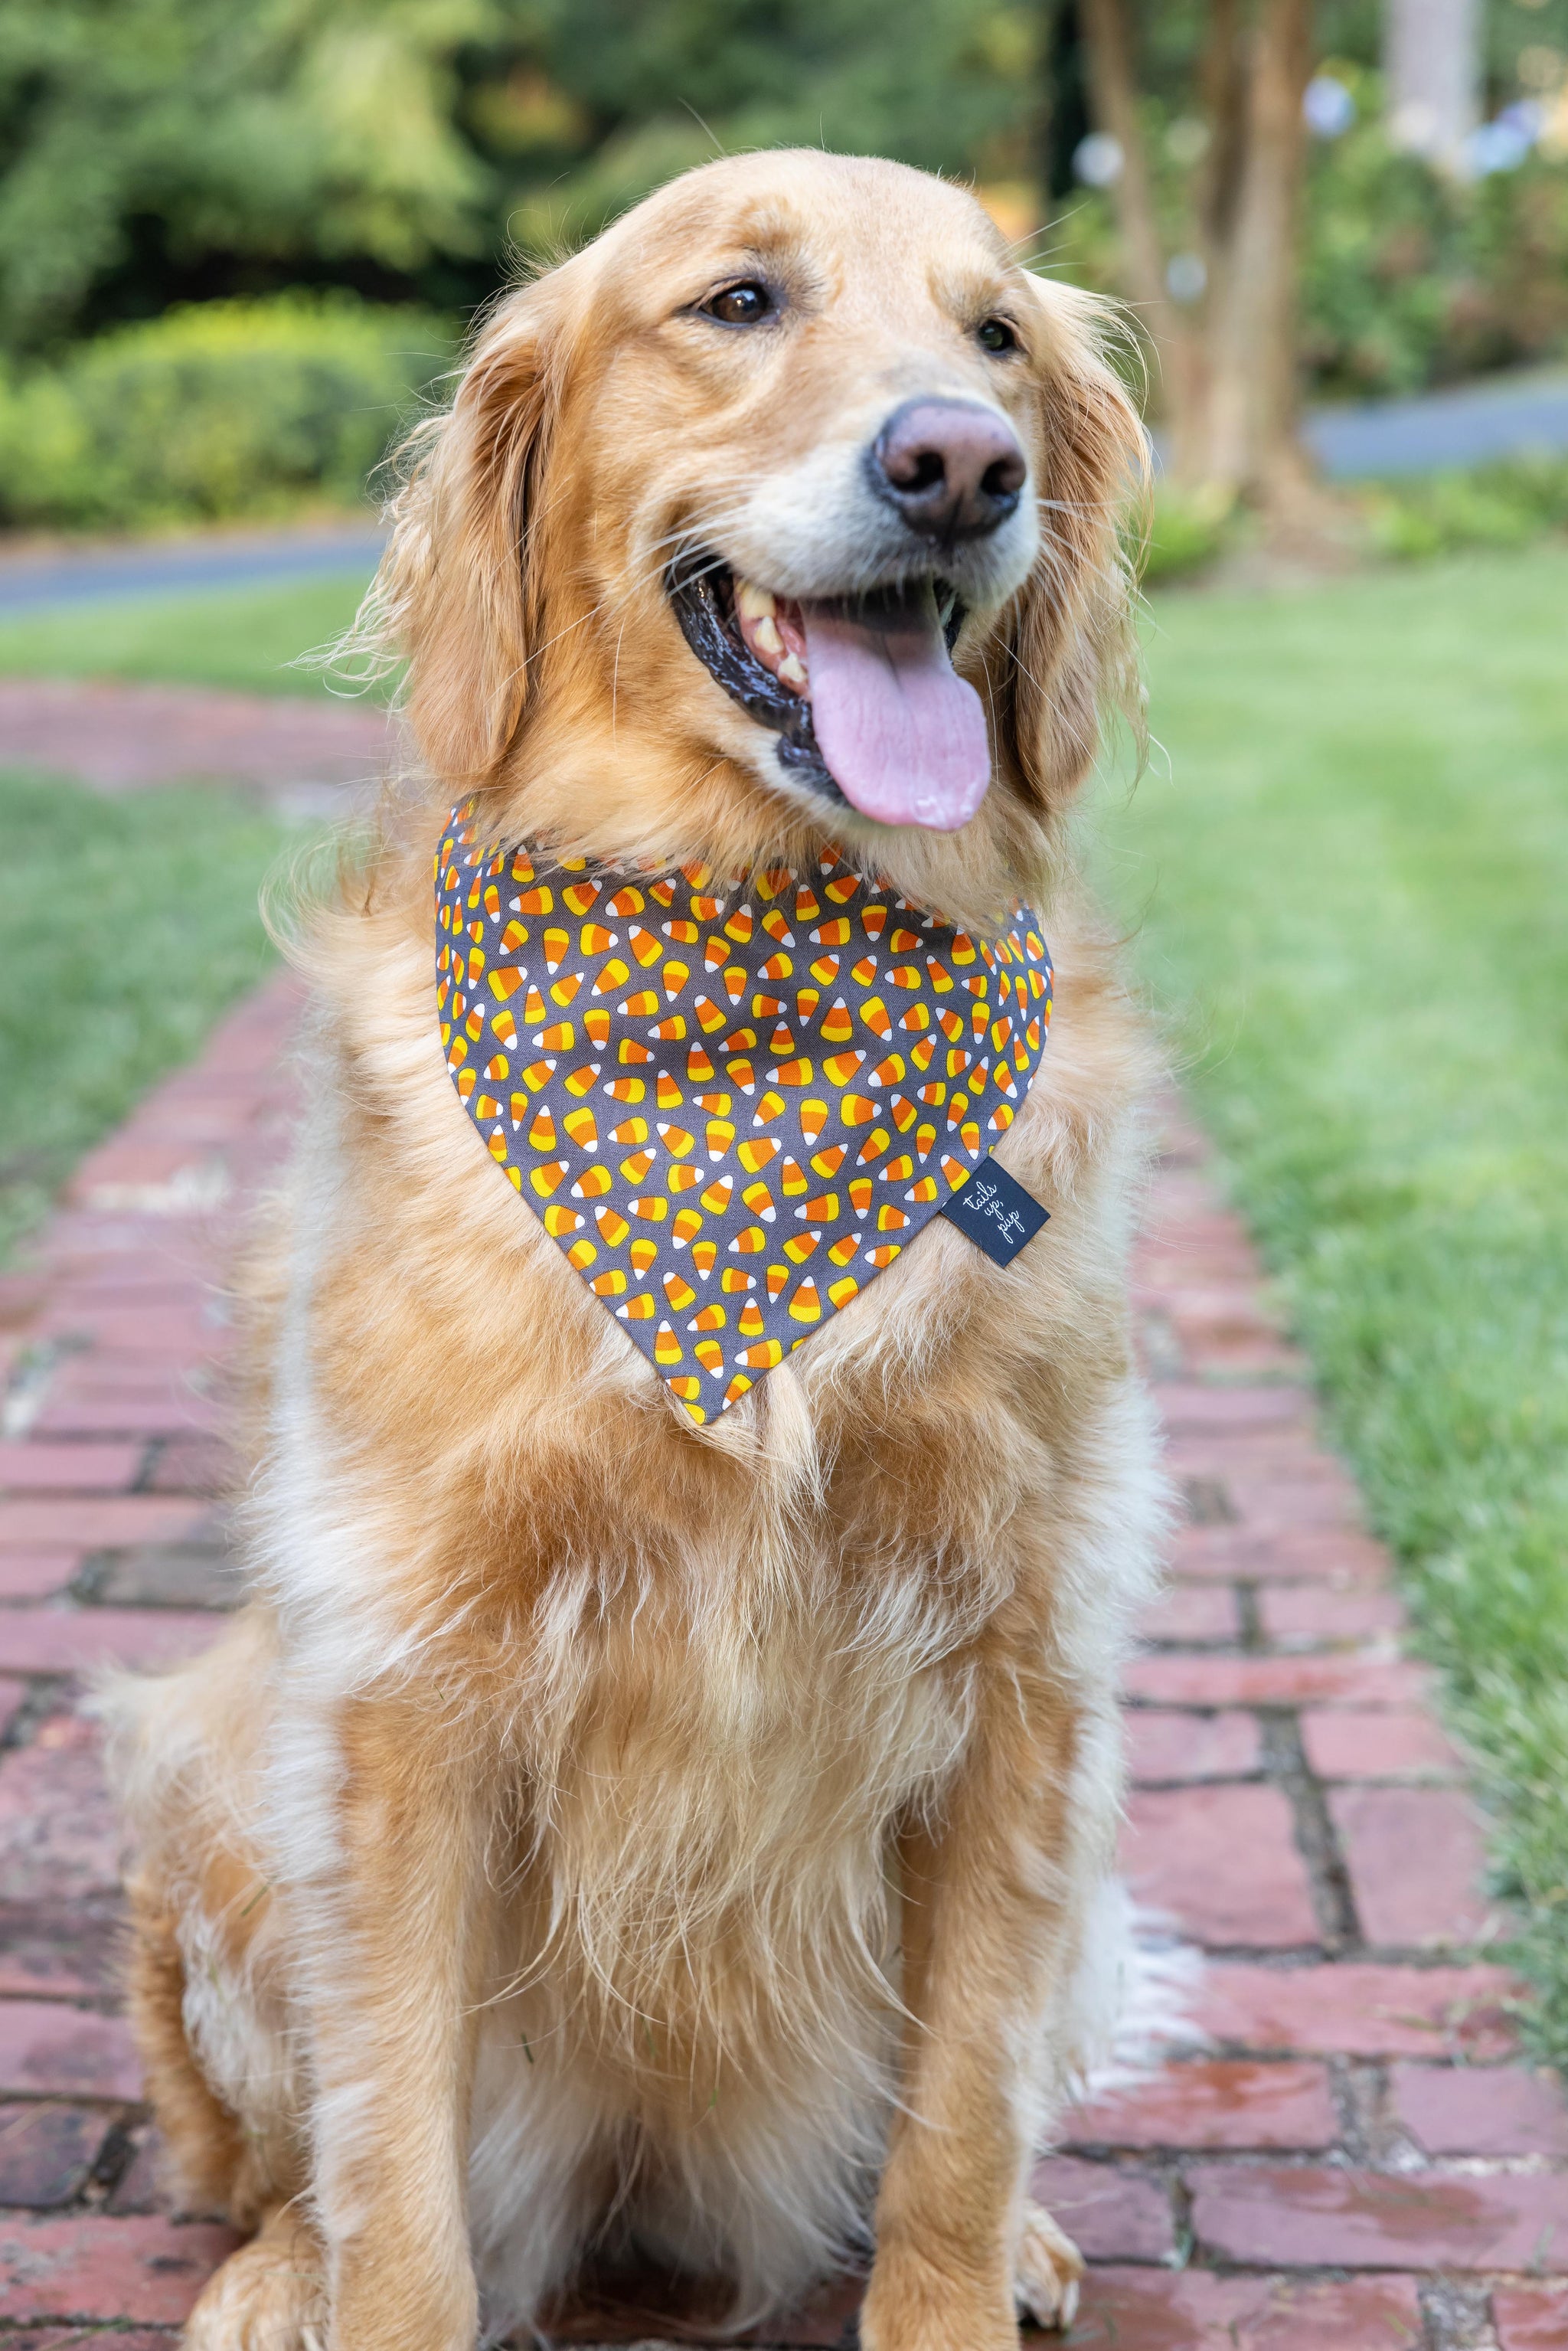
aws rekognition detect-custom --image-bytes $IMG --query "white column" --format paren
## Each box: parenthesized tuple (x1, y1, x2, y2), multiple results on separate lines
(1384, 0, 1482, 168)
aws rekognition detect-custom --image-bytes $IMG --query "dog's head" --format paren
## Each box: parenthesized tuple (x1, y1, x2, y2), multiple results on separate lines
(377, 150, 1146, 883)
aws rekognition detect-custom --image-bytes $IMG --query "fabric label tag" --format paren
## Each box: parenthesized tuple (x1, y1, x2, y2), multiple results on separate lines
(940, 1157, 1050, 1266)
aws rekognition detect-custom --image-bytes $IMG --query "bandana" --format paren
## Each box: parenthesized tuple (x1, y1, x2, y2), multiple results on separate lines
(436, 803, 1052, 1423)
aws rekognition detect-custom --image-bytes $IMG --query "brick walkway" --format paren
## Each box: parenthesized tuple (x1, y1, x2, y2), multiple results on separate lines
(0, 678, 389, 808)
(0, 992, 1562, 2346)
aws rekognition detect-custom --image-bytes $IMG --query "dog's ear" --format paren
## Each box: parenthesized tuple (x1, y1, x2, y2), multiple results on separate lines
(373, 278, 569, 789)
(988, 279, 1149, 819)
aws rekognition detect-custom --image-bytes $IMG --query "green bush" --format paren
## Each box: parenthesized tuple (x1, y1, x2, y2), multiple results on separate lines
(1363, 453, 1568, 561)
(1302, 86, 1568, 402)
(0, 294, 450, 530)
(1138, 483, 1236, 584)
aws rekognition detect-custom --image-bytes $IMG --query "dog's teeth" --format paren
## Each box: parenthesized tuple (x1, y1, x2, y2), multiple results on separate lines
(736, 580, 777, 622)
(753, 616, 782, 657)
(777, 653, 807, 688)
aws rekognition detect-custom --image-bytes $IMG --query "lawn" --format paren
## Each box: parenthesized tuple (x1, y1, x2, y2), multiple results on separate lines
(1090, 543, 1568, 2061)
(0, 769, 287, 1263)
(0, 571, 374, 697)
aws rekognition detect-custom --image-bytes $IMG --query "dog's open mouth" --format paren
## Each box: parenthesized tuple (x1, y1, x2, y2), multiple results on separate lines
(668, 559, 991, 832)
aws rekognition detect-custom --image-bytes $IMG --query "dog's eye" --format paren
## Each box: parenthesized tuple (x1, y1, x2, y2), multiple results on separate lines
(977, 316, 1019, 354)
(702, 282, 774, 328)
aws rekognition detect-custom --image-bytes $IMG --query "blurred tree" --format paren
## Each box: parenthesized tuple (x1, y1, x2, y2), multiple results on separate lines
(0, 0, 507, 349)
(489, 0, 1044, 254)
(0, 0, 1045, 352)
(1079, 0, 1318, 510)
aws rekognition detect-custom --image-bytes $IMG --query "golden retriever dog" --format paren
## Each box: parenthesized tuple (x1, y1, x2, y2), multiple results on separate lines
(106, 149, 1164, 2350)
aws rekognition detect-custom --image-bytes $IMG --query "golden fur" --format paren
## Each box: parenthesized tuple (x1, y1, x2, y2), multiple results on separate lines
(106, 150, 1165, 2350)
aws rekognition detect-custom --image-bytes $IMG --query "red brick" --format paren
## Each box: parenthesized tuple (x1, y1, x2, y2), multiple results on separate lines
(1183, 1335, 1310, 1378)
(1125, 1708, 1262, 1782)
(1173, 1525, 1391, 1584)
(1300, 1708, 1463, 1782)
(1027, 2154, 1172, 2260)
(1138, 1583, 1240, 1643)
(1063, 2058, 1336, 2150)
(33, 1390, 222, 1440)
(70, 1136, 213, 1190)
(0, 1680, 31, 1741)
(52, 1310, 225, 1359)
(0, 1916, 122, 2003)
(1330, 1786, 1495, 1947)
(1194, 1961, 1522, 2058)
(1151, 1385, 1314, 1434)
(1122, 1787, 1318, 1947)
(1137, 1283, 1277, 1327)
(0, 1275, 50, 1332)
(0, 2213, 237, 2321)
(0, 2003, 142, 2099)
(1218, 1477, 1366, 1532)
(0, 1446, 146, 1496)
(1072, 2268, 1422, 2349)
(1126, 1652, 1425, 1708)
(1257, 1582, 1406, 1646)
(0, 2335, 175, 2351)
(0, 2106, 111, 2207)
(1391, 2060, 1568, 2156)
(0, 1498, 207, 1552)
(0, 1716, 123, 1901)
(1496, 2287, 1568, 2350)
(0, 1607, 220, 1674)
(0, 1555, 82, 1601)
(1164, 1435, 1332, 1482)
(41, 1272, 206, 1310)
(104, 2127, 166, 2216)
(144, 1433, 234, 1496)
(1189, 2161, 1568, 2271)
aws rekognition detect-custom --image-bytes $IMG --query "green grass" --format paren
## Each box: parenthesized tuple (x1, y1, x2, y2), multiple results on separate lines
(1088, 543, 1568, 2060)
(0, 571, 374, 697)
(0, 769, 287, 1262)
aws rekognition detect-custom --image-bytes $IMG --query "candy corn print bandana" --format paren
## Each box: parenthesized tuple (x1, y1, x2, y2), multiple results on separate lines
(436, 803, 1053, 1423)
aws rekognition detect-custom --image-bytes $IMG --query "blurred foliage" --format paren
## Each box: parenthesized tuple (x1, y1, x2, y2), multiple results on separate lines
(0, 0, 1046, 352)
(1138, 482, 1234, 581)
(1044, 56, 1568, 404)
(1365, 449, 1568, 556)
(0, 295, 448, 527)
(2, 0, 1567, 406)
(1301, 66, 1568, 397)
(1138, 451, 1568, 584)
(0, 0, 502, 349)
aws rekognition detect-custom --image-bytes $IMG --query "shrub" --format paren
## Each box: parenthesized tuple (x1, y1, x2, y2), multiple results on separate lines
(1138, 484, 1237, 584)
(0, 295, 451, 530)
(1363, 453, 1568, 561)
(1302, 101, 1568, 403)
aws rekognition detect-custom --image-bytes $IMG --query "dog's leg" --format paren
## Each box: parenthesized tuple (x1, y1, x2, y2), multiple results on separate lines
(860, 1669, 1090, 2351)
(290, 1696, 488, 2351)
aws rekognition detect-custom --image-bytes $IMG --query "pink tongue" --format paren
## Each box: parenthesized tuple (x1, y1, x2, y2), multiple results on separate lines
(801, 584, 991, 831)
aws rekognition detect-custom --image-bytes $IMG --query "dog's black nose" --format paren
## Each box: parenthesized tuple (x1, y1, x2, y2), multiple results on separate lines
(870, 398, 1027, 542)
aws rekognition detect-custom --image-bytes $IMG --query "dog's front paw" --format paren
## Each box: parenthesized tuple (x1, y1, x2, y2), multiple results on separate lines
(860, 2245, 1019, 2351)
(1012, 2199, 1084, 2333)
(183, 2210, 327, 2350)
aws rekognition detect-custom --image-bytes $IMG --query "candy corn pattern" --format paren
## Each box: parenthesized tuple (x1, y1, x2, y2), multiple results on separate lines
(436, 804, 1052, 1424)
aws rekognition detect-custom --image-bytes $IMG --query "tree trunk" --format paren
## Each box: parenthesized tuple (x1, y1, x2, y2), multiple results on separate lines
(1080, 0, 1209, 472)
(1078, 0, 1317, 512)
(1199, 0, 1315, 500)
